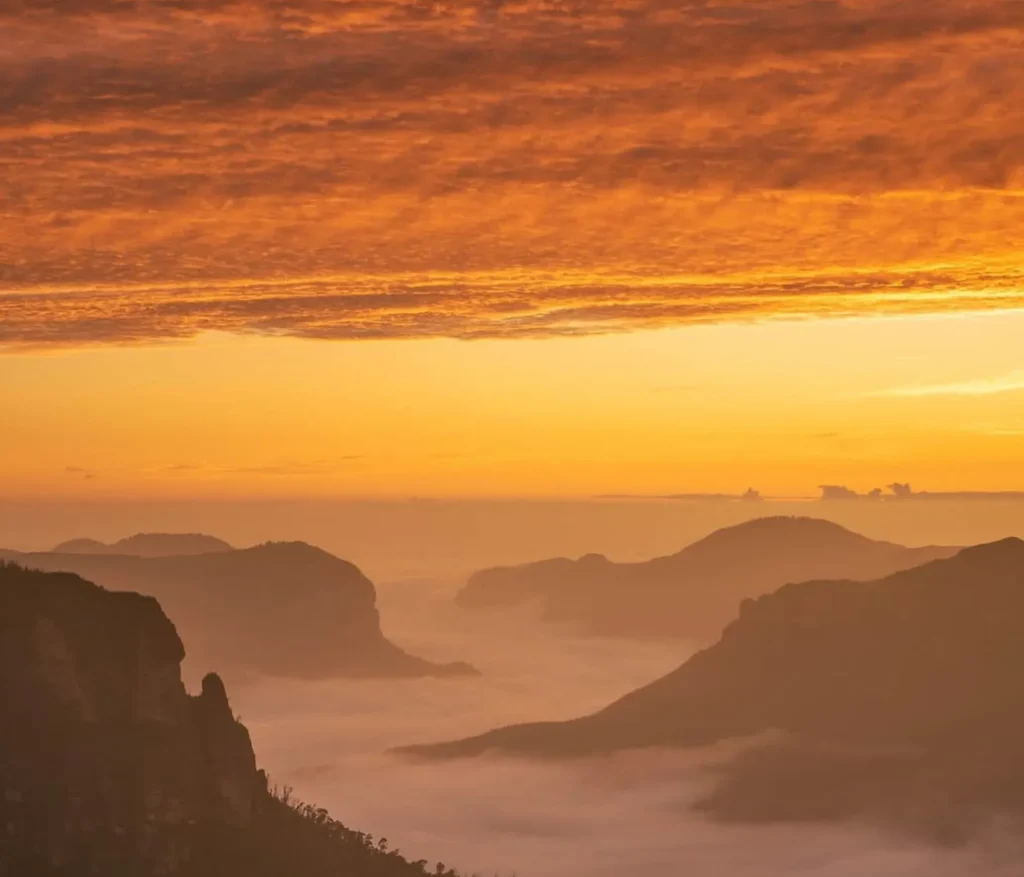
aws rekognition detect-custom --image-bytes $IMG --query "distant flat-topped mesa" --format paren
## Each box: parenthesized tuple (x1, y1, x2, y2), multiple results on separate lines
(456, 516, 957, 641)
(411, 539, 1024, 840)
(52, 532, 234, 557)
(1, 542, 476, 681)
(0, 562, 464, 877)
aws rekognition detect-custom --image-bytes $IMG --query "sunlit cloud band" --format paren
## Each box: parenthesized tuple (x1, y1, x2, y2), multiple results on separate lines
(3, 0, 1024, 346)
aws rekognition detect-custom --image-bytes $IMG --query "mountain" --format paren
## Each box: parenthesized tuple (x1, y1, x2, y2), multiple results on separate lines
(456, 517, 957, 641)
(48, 537, 110, 554)
(52, 533, 234, 557)
(1, 543, 475, 680)
(407, 540, 1024, 839)
(0, 561, 465, 876)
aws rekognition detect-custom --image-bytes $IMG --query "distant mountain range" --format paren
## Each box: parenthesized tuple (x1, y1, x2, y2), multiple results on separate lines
(1, 538, 475, 680)
(0, 561, 465, 876)
(457, 516, 957, 641)
(52, 533, 234, 557)
(410, 539, 1024, 839)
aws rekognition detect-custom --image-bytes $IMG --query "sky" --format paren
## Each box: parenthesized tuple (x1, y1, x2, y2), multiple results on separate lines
(3, 0, 1024, 499)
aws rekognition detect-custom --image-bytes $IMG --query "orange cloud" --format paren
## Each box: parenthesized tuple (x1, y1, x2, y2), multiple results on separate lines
(2, 0, 1023, 345)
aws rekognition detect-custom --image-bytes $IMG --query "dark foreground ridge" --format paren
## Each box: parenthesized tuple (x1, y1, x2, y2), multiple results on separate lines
(0, 542, 476, 680)
(0, 562, 467, 877)
(456, 516, 956, 641)
(409, 539, 1024, 841)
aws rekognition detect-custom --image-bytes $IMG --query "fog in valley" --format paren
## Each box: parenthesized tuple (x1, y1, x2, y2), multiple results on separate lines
(226, 579, 1024, 877)
(8, 501, 1024, 875)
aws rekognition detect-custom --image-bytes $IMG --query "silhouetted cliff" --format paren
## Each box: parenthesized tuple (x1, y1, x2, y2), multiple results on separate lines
(0, 562, 465, 876)
(52, 533, 233, 557)
(457, 517, 956, 641)
(1, 543, 475, 680)
(411, 540, 1024, 839)
(1, 562, 258, 869)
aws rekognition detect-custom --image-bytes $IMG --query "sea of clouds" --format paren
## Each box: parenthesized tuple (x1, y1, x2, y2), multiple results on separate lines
(228, 580, 1024, 877)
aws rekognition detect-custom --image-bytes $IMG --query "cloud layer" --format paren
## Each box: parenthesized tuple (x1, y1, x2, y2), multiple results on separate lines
(875, 371, 1024, 398)
(3, 0, 1024, 345)
(231, 581, 1024, 876)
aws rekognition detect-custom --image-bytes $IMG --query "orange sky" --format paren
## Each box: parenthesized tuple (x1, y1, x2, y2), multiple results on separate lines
(2, 0, 1023, 497)
(4, 311, 1024, 498)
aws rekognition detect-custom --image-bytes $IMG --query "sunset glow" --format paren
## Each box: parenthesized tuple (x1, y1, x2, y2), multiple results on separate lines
(3, 0, 1024, 496)
(5, 311, 1024, 498)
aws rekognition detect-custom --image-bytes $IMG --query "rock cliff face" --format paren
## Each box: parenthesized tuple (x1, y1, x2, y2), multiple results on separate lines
(0, 562, 258, 873)
(0, 562, 465, 877)
(0, 542, 475, 680)
(456, 517, 957, 641)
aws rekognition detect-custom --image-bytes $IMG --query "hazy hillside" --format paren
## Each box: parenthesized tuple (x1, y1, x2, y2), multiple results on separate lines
(52, 533, 234, 557)
(1, 543, 476, 681)
(457, 517, 957, 641)
(411, 540, 1024, 839)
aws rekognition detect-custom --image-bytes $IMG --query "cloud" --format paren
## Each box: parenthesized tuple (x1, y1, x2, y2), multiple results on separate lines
(967, 426, 1024, 437)
(651, 384, 697, 394)
(149, 459, 363, 476)
(2, 0, 1024, 347)
(873, 371, 1024, 398)
(64, 465, 98, 479)
(2, 266, 1023, 346)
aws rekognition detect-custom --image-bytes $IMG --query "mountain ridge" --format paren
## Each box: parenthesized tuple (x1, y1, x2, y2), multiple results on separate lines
(52, 532, 234, 557)
(0, 541, 476, 681)
(456, 516, 958, 641)
(405, 538, 1024, 837)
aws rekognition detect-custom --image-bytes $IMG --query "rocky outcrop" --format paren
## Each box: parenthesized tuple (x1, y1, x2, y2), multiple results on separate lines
(0, 562, 467, 877)
(456, 517, 957, 641)
(52, 533, 233, 557)
(1, 543, 476, 680)
(0, 562, 258, 873)
(194, 674, 258, 826)
(409, 540, 1024, 838)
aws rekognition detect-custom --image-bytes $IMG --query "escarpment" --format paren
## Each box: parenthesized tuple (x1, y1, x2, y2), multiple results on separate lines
(0, 563, 259, 873)
(0, 542, 477, 681)
(0, 562, 467, 877)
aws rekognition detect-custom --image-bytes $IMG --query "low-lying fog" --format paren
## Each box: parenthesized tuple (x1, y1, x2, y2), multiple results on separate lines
(228, 580, 1022, 877)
